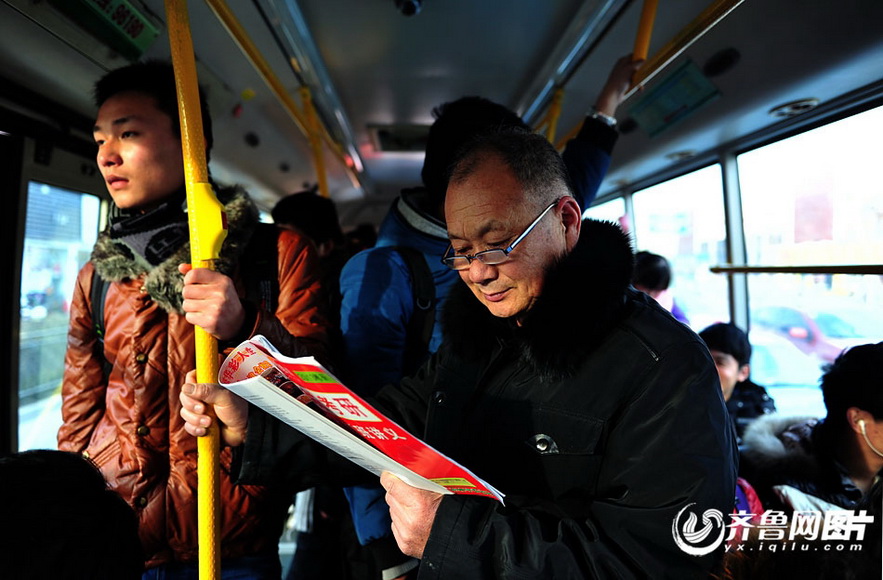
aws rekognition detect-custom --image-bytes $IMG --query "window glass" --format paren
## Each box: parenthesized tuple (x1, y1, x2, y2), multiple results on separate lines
(631, 165, 729, 332)
(583, 197, 626, 226)
(740, 105, 883, 268)
(738, 105, 883, 419)
(19, 182, 100, 450)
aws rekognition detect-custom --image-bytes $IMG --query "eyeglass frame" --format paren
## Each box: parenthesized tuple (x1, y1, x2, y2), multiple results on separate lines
(441, 198, 561, 271)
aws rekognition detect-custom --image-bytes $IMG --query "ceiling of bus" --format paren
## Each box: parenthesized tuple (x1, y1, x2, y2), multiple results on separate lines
(1, 0, 882, 230)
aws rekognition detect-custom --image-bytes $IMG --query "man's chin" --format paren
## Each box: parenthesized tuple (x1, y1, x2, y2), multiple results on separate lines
(480, 298, 522, 319)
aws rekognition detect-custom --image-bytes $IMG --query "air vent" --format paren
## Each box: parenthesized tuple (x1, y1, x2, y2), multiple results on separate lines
(369, 124, 430, 152)
(768, 98, 820, 118)
(665, 150, 697, 162)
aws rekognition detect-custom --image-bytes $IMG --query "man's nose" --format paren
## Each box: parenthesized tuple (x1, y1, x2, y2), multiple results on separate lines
(97, 142, 120, 167)
(466, 259, 498, 284)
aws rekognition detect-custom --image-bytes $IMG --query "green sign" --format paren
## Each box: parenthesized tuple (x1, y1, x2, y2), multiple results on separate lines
(49, 0, 160, 61)
(294, 371, 334, 384)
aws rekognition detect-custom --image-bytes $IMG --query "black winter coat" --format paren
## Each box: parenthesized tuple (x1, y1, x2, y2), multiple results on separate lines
(240, 219, 738, 579)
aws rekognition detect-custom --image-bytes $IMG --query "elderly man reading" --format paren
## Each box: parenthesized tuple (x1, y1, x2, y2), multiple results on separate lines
(181, 128, 737, 579)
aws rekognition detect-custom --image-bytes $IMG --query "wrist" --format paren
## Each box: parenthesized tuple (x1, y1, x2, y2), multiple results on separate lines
(589, 108, 617, 128)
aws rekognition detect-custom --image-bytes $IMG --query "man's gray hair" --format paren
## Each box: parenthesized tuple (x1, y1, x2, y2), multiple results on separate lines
(447, 127, 574, 209)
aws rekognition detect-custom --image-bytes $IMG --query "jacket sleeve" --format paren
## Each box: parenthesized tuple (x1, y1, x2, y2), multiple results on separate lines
(338, 247, 414, 396)
(243, 228, 334, 364)
(57, 263, 108, 452)
(417, 340, 738, 579)
(561, 116, 618, 211)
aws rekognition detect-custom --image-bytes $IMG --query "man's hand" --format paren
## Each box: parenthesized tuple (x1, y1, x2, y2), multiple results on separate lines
(380, 471, 443, 559)
(180, 369, 249, 447)
(593, 54, 645, 117)
(180, 263, 246, 341)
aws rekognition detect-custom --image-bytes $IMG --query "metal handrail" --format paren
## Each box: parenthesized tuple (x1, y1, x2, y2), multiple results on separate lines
(710, 265, 883, 275)
(203, 0, 360, 189)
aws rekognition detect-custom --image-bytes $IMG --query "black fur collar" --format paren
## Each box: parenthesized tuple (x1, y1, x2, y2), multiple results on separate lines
(91, 184, 259, 313)
(442, 219, 634, 378)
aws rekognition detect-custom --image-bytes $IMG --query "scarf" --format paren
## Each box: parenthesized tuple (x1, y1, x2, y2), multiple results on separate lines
(108, 190, 189, 269)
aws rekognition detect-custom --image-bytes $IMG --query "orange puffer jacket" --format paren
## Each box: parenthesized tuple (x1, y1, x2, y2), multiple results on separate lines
(58, 186, 332, 568)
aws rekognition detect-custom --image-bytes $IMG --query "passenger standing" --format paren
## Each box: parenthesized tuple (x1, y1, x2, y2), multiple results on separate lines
(58, 60, 332, 578)
(179, 127, 737, 578)
(272, 189, 368, 580)
(272, 188, 350, 327)
(632, 250, 690, 325)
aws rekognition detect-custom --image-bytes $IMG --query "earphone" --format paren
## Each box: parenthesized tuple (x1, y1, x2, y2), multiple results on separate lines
(858, 419, 883, 459)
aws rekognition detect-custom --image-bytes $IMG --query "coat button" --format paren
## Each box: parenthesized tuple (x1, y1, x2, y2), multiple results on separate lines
(137, 425, 150, 436)
(433, 391, 446, 405)
(137, 496, 148, 507)
(82, 451, 90, 460)
(528, 433, 559, 454)
(135, 353, 147, 364)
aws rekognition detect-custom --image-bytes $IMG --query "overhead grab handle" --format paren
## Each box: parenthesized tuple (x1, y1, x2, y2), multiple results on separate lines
(627, 0, 746, 98)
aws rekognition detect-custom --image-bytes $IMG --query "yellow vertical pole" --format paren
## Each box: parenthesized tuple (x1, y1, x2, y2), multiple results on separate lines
(543, 88, 565, 143)
(164, 1, 226, 578)
(299, 86, 329, 198)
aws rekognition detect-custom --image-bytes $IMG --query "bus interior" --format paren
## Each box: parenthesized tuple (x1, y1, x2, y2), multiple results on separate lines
(2, 0, 882, 457)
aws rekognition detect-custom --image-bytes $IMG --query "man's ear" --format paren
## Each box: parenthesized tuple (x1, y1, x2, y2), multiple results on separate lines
(560, 197, 582, 250)
(846, 407, 868, 435)
(737, 363, 751, 383)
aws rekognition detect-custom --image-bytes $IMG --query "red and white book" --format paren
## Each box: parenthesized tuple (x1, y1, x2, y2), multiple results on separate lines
(219, 335, 504, 502)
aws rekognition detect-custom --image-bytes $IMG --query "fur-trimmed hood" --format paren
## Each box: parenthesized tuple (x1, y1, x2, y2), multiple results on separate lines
(741, 414, 822, 477)
(740, 414, 865, 508)
(91, 184, 259, 313)
(441, 218, 634, 379)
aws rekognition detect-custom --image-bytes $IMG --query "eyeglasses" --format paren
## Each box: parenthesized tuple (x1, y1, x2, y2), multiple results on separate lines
(442, 199, 560, 271)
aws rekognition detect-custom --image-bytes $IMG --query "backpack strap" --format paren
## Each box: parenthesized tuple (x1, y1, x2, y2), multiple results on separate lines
(393, 246, 436, 375)
(89, 268, 113, 379)
(90, 268, 109, 341)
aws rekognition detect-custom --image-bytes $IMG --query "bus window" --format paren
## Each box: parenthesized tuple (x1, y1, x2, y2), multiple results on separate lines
(737, 105, 883, 418)
(747, 329, 825, 418)
(583, 197, 626, 225)
(630, 165, 729, 331)
(19, 182, 100, 451)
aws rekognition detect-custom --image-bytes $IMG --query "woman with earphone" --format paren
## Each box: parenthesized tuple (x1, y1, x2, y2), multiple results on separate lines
(739, 342, 883, 513)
